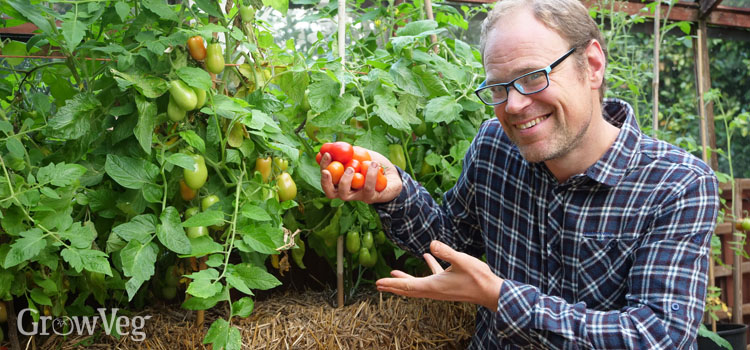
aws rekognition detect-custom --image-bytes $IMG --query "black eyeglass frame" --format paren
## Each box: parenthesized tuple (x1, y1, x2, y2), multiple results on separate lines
(474, 47, 577, 106)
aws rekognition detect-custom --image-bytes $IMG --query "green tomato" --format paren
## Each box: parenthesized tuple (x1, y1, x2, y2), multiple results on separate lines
(186, 226, 209, 238)
(346, 231, 360, 254)
(201, 195, 220, 211)
(388, 144, 407, 169)
(185, 206, 200, 219)
(277, 172, 297, 202)
(170, 80, 198, 111)
(167, 95, 186, 122)
(193, 87, 207, 109)
(375, 231, 386, 245)
(362, 231, 374, 249)
(161, 286, 177, 300)
(239, 4, 256, 22)
(742, 218, 750, 231)
(205, 42, 225, 75)
(164, 265, 179, 287)
(413, 121, 427, 137)
(183, 154, 208, 190)
(358, 247, 377, 267)
(273, 157, 289, 172)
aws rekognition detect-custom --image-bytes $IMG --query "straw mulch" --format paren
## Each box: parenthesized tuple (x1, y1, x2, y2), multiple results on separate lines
(25, 289, 476, 350)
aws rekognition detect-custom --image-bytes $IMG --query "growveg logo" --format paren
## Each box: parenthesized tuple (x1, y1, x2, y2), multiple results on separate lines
(17, 308, 152, 341)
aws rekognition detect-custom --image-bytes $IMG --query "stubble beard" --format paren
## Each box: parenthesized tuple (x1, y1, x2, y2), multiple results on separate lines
(513, 113, 592, 163)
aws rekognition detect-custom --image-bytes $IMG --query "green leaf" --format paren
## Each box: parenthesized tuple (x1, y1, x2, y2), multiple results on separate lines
(186, 268, 222, 298)
(240, 204, 272, 221)
(424, 96, 463, 124)
(179, 130, 206, 153)
(166, 153, 197, 170)
(390, 60, 427, 97)
(157, 206, 192, 254)
(311, 94, 359, 127)
(193, 0, 224, 18)
(182, 235, 223, 257)
(395, 20, 438, 36)
(105, 154, 160, 190)
(46, 93, 101, 140)
(373, 93, 413, 131)
(125, 277, 147, 301)
(204, 319, 242, 350)
(4, 228, 46, 268)
(181, 285, 228, 310)
(59, 222, 97, 249)
(115, 2, 130, 21)
(263, 0, 289, 15)
(698, 324, 732, 350)
(242, 109, 280, 133)
(110, 69, 169, 99)
(230, 263, 281, 291)
(176, 67, 213, 92)
(30, 288, 52, 306)
(142, 0, 178, 21)
(279, 70, 309, 104)
(61, 247, 112, 276)
(40, 187, 60, 199)
(297, 154, 323, 193)
(239, 225, 283, 254)
(36, 162, 87, 187)
(134, 95, 158, 155)
(113, 214, 157, 243)
(182, 210, 225, 227)
(120, 240, 158, 281)
(307, 78, 337, 113)
(5, 0, 53, 34)
(231, 297, 254, 317)
(61, 20, 86, 53)
(6, 137, 24, 158)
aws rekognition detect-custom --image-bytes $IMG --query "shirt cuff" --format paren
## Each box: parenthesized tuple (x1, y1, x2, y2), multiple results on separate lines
(495, 279, 539, 336)
(373, 166, 411, 219)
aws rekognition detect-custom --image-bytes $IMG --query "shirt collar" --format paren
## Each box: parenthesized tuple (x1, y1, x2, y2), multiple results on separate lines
(584, 98, 642, 186)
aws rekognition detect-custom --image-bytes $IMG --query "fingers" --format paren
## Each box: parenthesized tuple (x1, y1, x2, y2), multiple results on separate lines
(429, 240, 458, 265)
(423, 253, 444, 274)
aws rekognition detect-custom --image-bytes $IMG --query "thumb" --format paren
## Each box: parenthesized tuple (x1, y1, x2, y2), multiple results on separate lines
(429, 240, 457, 263)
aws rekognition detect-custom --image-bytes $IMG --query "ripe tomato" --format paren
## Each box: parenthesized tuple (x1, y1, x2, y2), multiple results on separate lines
(183, 154, 208, 190)
(186, 226, 209, 238)
(167, 96, 186, 122)
(180, 179, 197, 201)
(375, 171, 387, 192)
(255, 156, 272, 183)
(201, 194, 220, 211)
(187, 35, 206, 61)
(316, 152, 322, 164)
(277, 172, 297, 202)
(326, 161, 345, 185)
(352, 146, 371, 162)
(170, 80, 198, 111)
(350, 172, 365, 190)
(346, 231, 360, 254)
(320, 142, 353, 164)
(345, 159, 360, 173)
(205, 42, 225, 75)
(360, 160, 384, 177)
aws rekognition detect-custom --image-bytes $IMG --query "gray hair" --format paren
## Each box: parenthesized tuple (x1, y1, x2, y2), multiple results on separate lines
(479, 0, 608, 100)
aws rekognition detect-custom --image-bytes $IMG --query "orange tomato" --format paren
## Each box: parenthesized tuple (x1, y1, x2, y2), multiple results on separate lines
(345, 159, 361, 173)
(180, 179, 197, 201)
(351, 173, 365, 190)
(352, 146, 371, 163)
(326, 161, 345, 185)
(375, 171, 387, 192)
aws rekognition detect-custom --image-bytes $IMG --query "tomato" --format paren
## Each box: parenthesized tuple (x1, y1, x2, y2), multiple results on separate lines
(205, 42, 225, 75)
(277, 172, 297, 202)
(183, 154, 208, 190)
(187, 35, 206, 61)
(255, 156, 272, 183)
(350, 172, 365, 190)
(358, 247, 377, 267)
(0, 300, 6, 323)
(239, 4, 256, 22)
(346, 231, 360, 254)
(326, 161, 345, 185)
(180, 179, 197, 201)
(419, 159, 434, 178)
(362, 231, 374, 249)
(375, 230, 386, 245)
(375, 171, 387, 192)
(194, 87, 207, 109)
(170, 80, 198, 111)
(274, 157, 289, 172)
(388, 144, 407, 169)
(184, 206, 200, 219)
(161, 286, 177, 300)
(167, 96, 186, 122)
(352, 146, 372, 163)
(345, 159, 361, 173)
(741, 218, 750, 231)
(201, 195, 220, 211)
(165, 265, 180, 287)
(186, 226, 209, 238)
(320, 142, 353, 164)
(413, 121, 427, 137)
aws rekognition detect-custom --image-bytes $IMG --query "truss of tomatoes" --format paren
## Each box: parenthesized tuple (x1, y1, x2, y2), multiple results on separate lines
(316, 142, 387, 191)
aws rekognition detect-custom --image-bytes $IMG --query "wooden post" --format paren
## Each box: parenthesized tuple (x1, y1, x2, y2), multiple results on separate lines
(424, 0, 439, 54)
(336, 0, 347, 309)
(652, 0, 661, 135)
(732, 182, 743, 324)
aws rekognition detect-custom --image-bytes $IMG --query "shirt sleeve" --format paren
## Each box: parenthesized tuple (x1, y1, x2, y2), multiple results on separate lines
(374, 138, 485, 258)
(493, 173, 719, 349)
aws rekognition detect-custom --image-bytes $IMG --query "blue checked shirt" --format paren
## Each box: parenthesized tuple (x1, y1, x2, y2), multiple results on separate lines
(375, 99, 719, 349)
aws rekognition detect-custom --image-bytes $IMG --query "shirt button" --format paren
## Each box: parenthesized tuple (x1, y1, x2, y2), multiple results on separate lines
(671, 303, 680, 311)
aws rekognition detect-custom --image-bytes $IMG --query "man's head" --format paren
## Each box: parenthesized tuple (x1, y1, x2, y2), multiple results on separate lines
(477, 0, 609, 163)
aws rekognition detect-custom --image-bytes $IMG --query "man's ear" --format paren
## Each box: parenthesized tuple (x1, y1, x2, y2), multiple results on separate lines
(585, 39, 606, 91)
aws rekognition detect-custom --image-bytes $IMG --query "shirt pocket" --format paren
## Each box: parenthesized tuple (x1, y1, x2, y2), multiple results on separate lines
(576, 233, 640, 309)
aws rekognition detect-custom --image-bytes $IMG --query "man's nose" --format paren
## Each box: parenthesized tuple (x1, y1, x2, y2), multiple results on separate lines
(504, 86, 533, 114)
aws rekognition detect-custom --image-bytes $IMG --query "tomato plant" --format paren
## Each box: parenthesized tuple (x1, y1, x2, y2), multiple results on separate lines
(255, 156, 272, 183)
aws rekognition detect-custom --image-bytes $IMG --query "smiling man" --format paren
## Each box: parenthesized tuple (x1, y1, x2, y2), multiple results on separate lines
(318, 0, 719, 348)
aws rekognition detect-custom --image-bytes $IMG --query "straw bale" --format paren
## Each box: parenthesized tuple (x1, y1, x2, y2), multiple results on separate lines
(26, 289, 475, 350)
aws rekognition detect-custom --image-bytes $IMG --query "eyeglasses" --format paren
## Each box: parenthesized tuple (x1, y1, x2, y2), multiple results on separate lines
(474, 47, 577, 106)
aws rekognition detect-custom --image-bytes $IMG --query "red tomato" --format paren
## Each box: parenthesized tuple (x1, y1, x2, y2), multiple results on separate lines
(326, 161, 345, 185)
(351, 173, 365, 190)
(187, 36, 206, 61)
(316, 152, 322, 164)
(345, 159, 361, 173)
(352, 146, 371, 163)
(327, 142, 353, 164)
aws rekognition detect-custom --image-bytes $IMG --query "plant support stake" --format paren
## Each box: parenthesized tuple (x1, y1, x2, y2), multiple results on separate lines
(337, 0, 347, 309)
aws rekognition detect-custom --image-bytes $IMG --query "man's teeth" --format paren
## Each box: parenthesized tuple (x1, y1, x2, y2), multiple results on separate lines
(517, 115, 549, 130)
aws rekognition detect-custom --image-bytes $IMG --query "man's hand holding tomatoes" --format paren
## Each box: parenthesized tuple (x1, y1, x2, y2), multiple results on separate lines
(319, 144, 402, 204)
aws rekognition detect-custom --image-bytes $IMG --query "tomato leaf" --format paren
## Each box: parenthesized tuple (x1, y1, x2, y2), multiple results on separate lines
(262, 0, 289, 16)
(110, 69, 169, 99)
(61, 20, 86, 53)
(424, 96, 463, 124)
(176, 67, 212, 92)
(193, 0, 224, 18)
(114, 2, 130, 21)
(186, 268, 222, 298)
(4, 228, 46, 268)
(307, 78, 337, 113)
(141, 0, 178, 21)
(157, 206, 192, 254)
(182, 210, 225, 227)
(105, 154, 159, 190)
(231, 297, 254, 317)
(167, 153, 198, 170)
(4, 0, 53, 34)
(311, 94, 359, 127)
(30, 288, 52, 306)
(204, 319, 242, 350)
(240, 204, 272, 221)
(181, 235, 224, 258)
(182, 285, 228, 310)
(238, 224, 282, 254)
(134, 95, 158, 155)
(389, 60, 427, 97)
(243, 109, 280, 133)
(59, 222, 97, 249)
(46, 93, 102, 140)
(120, 240, 158, 281)
(179, 130, 206, 154)
(36, 162, 87, 187)
(113, 214, 157, 244)
(230, 263, 281, 291)
(61, 247, 112, 276)
(373, 93, 413, 131)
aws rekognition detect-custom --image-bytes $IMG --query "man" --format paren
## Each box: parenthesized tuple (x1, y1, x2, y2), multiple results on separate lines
(319, 0, 719, 348)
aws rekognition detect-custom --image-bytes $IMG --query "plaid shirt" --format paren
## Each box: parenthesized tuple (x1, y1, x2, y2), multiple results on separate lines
(375, 99, 719, 349)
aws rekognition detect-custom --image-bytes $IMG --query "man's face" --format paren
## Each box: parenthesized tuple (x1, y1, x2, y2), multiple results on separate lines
(483, 8, 595, 163)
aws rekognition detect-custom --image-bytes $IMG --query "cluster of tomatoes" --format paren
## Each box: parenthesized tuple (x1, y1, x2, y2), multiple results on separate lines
(316, 142, 387, 191)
